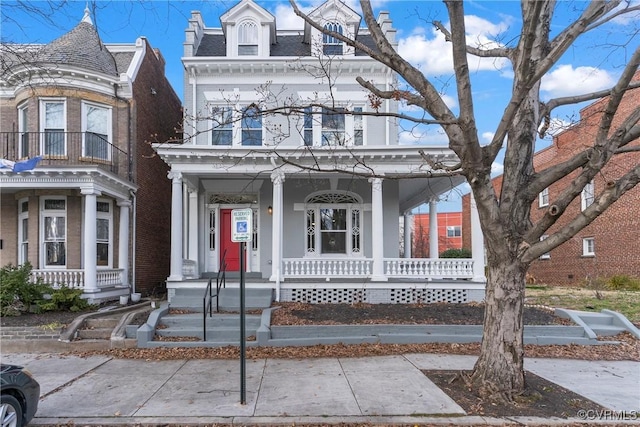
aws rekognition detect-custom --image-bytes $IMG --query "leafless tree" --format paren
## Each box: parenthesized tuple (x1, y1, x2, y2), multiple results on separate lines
(288, 0, 640, 400)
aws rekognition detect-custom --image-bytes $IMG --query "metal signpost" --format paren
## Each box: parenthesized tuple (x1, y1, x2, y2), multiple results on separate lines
(231, 208, 252, 405)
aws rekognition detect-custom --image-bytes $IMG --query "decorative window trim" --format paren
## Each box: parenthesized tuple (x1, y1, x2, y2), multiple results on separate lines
(582, 237, 595, 257)
(299, 103, 366, 147)
(238, 20, 259, 56)
(322, 22, 344, 55)
(207, 103, 264, 147)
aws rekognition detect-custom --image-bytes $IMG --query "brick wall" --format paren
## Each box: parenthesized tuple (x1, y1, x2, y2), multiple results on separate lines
(130, 41, 182, 296)
(462, 78, 640, 285)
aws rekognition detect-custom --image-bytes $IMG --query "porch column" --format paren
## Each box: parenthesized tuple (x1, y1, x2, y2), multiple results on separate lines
(81, 188, 100, 292)
(168, 170, 183, 281)
(429, 199, 439, 258)
(403, 212, 412, 258)
(269, 171, 285, 282)
(470, 193, 486, 281)
(370, 177, 387, 281)
(188, 188, 198, 262)
(117, 200, 131, 289)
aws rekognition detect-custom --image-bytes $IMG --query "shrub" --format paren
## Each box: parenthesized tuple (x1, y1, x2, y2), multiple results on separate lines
(605, 275, 640, 291)
(0, 263, 52, 316)
(37, 285, 92, 312)
(440, 248, 472, 258)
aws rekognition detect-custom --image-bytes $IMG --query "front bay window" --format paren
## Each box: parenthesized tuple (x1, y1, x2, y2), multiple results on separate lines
(83, 102, 112, 160)
(40, 99, 66, 156)
(305, 192, 362, 256)
(96, 200, 112, 267)
(301, 104, 365, 147)
(209, 104, 263, 146)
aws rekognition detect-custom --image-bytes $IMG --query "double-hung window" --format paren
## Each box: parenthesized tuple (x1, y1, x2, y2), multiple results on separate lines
(303, 107, 313, 146)
(582, 237, 595, 256)
(18, 199, 29, 265)
(581, 180, 594, 211)
(321, 107, 346, 146)
(211, 106, 233, 146)
(238, 21, 258, 56)
(241, 105, 262, 146)
(323, 23, 343, 55)
(41, 197, 66, 267)
(18, 104, 29, 158)
(305, 192, 362, 256)
(41, 99, 65, 156)
(83, 102, 111, 160)
(446, 226, 461, 238)
(539, 188, 549, 207)
(96, 200, 112, 267)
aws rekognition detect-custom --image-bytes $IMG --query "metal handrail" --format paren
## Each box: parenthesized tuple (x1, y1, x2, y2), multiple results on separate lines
(203, 249, 227, 341)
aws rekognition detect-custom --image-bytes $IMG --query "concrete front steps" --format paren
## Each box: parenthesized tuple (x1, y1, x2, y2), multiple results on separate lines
(138, 287, 273, 347)
(555, 308, 640, 339)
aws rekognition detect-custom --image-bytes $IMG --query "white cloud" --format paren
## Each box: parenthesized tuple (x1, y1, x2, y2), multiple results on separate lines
(481, 131, 494, 145)
(491, 161, 504, 176)
(399, 129, 449, 146)
(397, 15, 511, 76)
(541, 65, 615, 98)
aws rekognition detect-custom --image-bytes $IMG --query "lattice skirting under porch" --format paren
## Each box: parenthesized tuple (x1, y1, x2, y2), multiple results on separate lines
(281, 288, 485, 304)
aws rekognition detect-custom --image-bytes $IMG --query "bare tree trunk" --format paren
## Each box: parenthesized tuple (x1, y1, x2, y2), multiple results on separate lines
(471, 257, 527, 401)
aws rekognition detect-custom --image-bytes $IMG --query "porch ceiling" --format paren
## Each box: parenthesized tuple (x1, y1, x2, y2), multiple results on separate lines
(398, 175, 467, 213)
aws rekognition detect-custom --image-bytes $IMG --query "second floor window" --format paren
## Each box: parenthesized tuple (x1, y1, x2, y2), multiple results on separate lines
(581, 180, 595, 211)
(323, 22, 343, 55)
(539, 187, 549, 207)
(241, 106, 262, 146)
(322, 107, 346, 146)
(41, 99, 65, 156)
(18, 104, 29, 158)
(238, 21, 258, 56)
(83, 103, 111, 160)
(211, 106, 233, 146)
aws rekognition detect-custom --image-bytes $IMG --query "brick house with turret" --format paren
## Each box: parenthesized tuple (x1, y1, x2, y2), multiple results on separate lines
(0, 7, 182, 302)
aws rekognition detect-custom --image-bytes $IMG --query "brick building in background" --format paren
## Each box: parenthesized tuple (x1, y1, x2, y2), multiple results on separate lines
(463, 75, 640, 286)
(411, 212, 464, 257)
(0, 7, 182, 301)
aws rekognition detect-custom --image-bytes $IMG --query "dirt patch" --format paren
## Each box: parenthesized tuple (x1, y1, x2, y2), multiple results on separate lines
(425, 370, 608, 419)
(270, 301, 569, 326)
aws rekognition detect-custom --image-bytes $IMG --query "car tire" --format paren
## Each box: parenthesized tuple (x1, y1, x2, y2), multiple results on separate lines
(0, 395, 23, 427)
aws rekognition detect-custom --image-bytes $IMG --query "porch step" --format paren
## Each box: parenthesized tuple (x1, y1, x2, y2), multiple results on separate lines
(156, 312, 261, 341)
(170, 287, 273, 312)
(77, 315, 120, 340)
(555, 309, 640, 338)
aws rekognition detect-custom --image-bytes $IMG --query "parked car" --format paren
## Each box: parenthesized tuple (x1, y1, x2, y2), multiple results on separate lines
(0, 364, 40, 427)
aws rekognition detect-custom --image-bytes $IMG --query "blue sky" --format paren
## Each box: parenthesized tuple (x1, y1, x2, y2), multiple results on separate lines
(2, 1, 638, 211)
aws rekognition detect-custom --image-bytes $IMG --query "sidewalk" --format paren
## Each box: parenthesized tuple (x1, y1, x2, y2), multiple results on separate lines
(1, 352, 638, 426)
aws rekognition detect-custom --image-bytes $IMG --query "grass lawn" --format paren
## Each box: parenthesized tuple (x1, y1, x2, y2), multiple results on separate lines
(525, 286, 640, 324)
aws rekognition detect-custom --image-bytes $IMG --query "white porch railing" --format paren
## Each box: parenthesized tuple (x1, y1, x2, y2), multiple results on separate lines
(384, 258, 474, 279)
(282, 258, 373, 278)
(31, 269, 124, 289)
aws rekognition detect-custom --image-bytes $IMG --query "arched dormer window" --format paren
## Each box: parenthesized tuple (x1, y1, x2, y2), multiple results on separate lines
(304, 191, 362, 256)
(323, 22, 343, 55)
(238, 20, 259, 55)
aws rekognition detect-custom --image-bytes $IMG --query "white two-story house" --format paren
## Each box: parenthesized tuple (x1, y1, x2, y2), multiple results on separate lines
(153, 0, 486, 304)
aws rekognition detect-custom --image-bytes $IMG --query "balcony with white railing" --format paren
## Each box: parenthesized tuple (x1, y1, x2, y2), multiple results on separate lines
(281, 258, 474, 280)
(31, 269, 125, 289)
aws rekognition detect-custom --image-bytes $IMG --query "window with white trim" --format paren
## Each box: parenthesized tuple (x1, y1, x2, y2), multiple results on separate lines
(322, 107, 346, 145)
(18, 104, 29, 158)
(446, 226, 461, 238)
(96, 200, 112, 267)
(303, 107, 313, 146)
(209, 104, 264, 146)
(581, 180, 594, 211)
(582, 237, 595, 256)
(539, 235, 550, 259)
(238, 20, 258, 55)
(241, 105, 262, 146)
(40, 99, 66, 156)
(305, 192, 362, 256)
(18, 198, 29, 265)
(302, 105, 365, 146)
(211, 106, 233, 146)
(539, 187, 549, 207)
(83, 102, 111, 160)
(41, 197, 66, 267)
(323, 22, 343, 55)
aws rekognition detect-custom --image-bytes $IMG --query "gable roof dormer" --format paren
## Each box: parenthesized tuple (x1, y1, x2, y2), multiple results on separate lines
(305, 0, 361, 57)
(220, 0, 276, 57)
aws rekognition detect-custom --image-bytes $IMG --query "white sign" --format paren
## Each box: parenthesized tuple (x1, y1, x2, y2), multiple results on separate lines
(231, 208, 253, 242)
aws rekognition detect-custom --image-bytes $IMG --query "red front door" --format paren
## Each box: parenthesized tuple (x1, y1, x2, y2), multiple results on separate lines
(220, 209, 240, 271)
